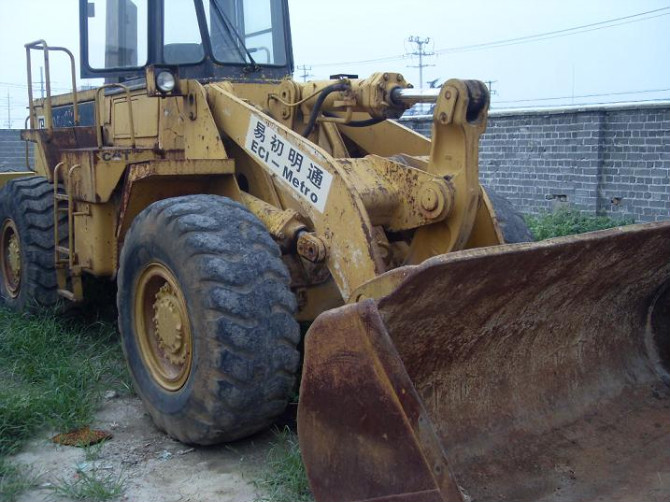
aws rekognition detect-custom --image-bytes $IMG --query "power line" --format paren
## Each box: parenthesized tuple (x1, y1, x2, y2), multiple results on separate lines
(309, 7, 669, 68)
(491, 97, 670, 111)
(495, 87, 670, 105)
(310, 53, 408, 69)
(436, 9, 670, 55)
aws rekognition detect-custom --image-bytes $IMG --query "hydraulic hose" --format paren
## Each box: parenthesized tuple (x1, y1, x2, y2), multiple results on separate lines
(302, 83, 350, 137)
(323, 111, 385, 127)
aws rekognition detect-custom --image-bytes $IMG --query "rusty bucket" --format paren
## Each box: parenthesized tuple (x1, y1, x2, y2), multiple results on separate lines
(298, 221, 670, 502)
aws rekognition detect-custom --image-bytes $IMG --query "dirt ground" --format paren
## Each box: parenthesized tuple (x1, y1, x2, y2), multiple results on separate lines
(11, 394, 276, 502)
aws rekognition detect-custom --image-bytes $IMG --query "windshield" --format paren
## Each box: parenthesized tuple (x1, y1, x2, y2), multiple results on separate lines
(81, 0, 292, 78)
(204, 0, 287, 66)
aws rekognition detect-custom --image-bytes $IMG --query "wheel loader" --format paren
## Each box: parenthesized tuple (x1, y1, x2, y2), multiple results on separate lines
(1, 1, 669, 501)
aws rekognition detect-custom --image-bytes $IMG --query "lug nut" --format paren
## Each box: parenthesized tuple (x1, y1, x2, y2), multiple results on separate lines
(297, 232, 327, 263)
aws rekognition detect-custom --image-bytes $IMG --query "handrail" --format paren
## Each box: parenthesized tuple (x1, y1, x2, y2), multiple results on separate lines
(95, 84, 136, 148)
(66, 164, 81, 269)
(53, 161, 65, 266)
(23, 116, 31, 170)
(25, 40, 79, 139)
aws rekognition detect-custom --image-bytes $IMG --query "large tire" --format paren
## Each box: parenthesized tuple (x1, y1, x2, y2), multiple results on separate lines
(0, 176, 63, 311)
(117, 194, 301, 444)
(484, 187, 535, 243)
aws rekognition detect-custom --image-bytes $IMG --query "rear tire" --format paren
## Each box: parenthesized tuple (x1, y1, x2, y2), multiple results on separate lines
(484, 187, 534, 243)
(0, 176, 63, 311)
(117, 194, 300, 444)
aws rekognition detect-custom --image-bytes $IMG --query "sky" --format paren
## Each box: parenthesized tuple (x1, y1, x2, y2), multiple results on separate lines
(0, 0, 668, 128)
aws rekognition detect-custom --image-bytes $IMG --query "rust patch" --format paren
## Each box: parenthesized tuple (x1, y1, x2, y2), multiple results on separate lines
(300, 221, 670, 502)
(51, 427, 112, 447)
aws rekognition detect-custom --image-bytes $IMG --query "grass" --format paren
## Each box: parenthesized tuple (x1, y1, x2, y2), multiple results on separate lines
(49, 468, 126, 501)
(0, 306, 130, 502)
(254, 427, 313, 502)
(83, 441, 107, 462)
(0, 458, 36, 502)
(525, 208, 635, 240)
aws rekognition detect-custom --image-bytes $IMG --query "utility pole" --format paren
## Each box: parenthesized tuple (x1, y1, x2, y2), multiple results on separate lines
(296, 65, 313, 82)
(406, 36, 434, 89)
(483, 80, 498, 96)
(6, 92, 10, 129)
(40, 67, 45, 99)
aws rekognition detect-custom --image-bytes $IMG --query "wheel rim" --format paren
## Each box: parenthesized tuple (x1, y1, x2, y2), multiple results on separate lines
(1, 219, 22, 298)
(134, 262, 193, 391)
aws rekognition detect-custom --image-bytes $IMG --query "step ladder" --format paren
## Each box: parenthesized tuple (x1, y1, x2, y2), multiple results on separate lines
(53, 162, 83, 301)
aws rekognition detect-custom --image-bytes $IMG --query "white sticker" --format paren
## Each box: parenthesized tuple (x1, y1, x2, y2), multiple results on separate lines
(245, 115, 333, 213)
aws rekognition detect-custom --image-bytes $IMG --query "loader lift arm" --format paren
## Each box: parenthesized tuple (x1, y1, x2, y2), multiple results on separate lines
(204, 75, 499, 301)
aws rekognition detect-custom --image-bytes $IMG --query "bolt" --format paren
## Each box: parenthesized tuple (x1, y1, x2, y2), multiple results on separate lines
(383, 73, 389, 81)
(445, 91, 451, 99)
(297, 233, 327, 263)
(439, 112, 448, 123)
(420, 187, 439, 212)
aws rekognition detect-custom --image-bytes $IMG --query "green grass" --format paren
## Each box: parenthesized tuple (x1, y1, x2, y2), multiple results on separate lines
(0, 458, 37, 502)
(255, 427, 313, 502)
(0, 307, 130, 501)
(525, 208, 635, 240)
(49, 468, 126, 501)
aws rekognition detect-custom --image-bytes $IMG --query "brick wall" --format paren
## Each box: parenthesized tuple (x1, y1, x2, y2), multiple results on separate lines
(0, 129, 32, 173)
(400, 102, 670, 222)
(2, 102, 669, 221)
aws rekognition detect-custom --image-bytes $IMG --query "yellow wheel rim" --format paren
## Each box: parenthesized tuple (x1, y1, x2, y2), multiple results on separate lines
(134, 262, 193, 391)
(1, 219, 21, 298)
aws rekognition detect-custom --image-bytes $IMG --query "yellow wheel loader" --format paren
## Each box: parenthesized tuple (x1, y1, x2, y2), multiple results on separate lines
(1, 1, 668, 500)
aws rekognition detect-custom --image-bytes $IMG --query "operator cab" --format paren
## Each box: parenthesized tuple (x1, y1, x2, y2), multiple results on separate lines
(79, 0, 294, 82)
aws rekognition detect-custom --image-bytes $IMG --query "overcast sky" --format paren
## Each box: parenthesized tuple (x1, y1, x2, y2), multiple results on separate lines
(1, 0, 668, 128)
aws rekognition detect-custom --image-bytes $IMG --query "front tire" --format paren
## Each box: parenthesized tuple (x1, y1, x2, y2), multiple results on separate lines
(117, 195, 300, 444)
(0, 176, 63, 311)
(484, 186, 535, 243)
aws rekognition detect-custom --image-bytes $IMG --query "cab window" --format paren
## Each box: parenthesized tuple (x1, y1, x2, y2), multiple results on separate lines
(204, 0, 287, 66)
(86, 0, 148, 70)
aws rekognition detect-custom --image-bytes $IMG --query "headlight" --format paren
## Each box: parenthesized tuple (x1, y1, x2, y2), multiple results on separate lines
(156, 71, 176, 93)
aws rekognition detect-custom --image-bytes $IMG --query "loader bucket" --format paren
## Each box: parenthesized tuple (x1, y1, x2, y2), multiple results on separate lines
(298, 221, 670, 502)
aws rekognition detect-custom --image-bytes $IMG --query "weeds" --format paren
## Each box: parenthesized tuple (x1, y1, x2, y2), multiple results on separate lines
(525, 208, 634, 240)
(0, 458, 37, 502)
(0, 307, 129, 501)
(50, 468, 125, 501)
(255, 427, 313, 502)
(83, 442, 106, 462)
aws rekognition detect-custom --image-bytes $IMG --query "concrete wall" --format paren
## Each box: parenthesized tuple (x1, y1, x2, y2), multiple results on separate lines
(2, 102, 669, 221)
(0, 129, 32, 172)
(400, 102, 670, 222)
